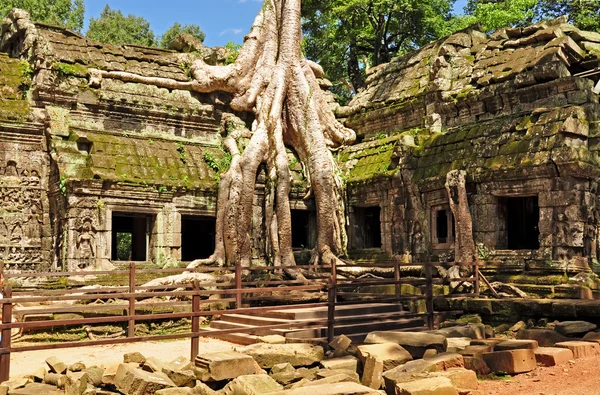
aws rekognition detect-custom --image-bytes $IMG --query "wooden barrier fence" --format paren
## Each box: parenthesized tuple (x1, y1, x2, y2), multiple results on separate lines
(0, 259, 486, 382)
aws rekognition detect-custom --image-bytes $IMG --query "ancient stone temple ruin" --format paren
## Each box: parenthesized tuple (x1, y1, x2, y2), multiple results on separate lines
(1, 10, 600, 281)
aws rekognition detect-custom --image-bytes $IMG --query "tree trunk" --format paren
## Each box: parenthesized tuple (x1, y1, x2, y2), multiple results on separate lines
(188, 0, 356, 270)
(445, 170, 476, 263)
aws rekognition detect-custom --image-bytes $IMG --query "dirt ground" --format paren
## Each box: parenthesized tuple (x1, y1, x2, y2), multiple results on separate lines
(478, 355, 600, 395)
(9, 339, 600, 394)
(10, 338, 234, 378)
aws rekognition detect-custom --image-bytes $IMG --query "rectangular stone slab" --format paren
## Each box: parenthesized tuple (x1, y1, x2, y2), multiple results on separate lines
(555, 341, 600, 358)
(195, 351, 259, 381)
(534, 347, 574, 366)
(495, 339, 539, 351)
(482, 349, 536, 375)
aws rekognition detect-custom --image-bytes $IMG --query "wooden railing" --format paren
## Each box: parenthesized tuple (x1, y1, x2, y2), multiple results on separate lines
(0, 259, 485, 382)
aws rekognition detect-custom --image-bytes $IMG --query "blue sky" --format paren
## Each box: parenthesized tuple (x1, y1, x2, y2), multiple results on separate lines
(84, 0, 469, 48)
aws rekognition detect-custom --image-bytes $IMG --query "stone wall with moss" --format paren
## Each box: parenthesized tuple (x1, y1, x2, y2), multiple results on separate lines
(0, 10, 254, 271)
(0, 52, 52, 272)
(337, 18, 600, 274)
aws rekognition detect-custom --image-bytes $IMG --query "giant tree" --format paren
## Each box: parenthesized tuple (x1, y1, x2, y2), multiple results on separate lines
(185, 0, 356, 269)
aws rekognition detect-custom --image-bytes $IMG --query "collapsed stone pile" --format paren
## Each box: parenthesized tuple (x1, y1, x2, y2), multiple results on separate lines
(3, 318, 600, 395)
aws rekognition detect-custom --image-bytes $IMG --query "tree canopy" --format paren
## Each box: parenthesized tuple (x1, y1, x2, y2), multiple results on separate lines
(159, 22, 206, 49)
(86, 5, 156, 47)
(536, 0, 600, 33)
(302, 0, 456, 102)
(0, 0, 84, 32)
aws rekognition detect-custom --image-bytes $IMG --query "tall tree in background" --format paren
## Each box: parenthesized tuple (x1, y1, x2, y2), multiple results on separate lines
(86, 5, 156, 47)
(536, 0, 600, 32)
(0, 0, 84, 32)
(459, 0, 538, 31)
(302, 0, 455, 102)
(159, 22, 206, 49)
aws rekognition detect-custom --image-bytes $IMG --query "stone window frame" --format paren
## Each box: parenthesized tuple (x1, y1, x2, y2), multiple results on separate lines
(431, 203, 454, 250)
(106, 205, 160, 263)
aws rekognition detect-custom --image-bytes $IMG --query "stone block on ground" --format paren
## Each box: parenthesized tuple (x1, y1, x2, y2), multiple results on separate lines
(64, 372, 88, 395)
(357, 343, 413, 370)
(257, 335, 287, 344)
(154, 388, 193, 395)
(114, 364, 175, 395)
(293, 373, 358, 388)
(423, 349, 438, 358)
(494, 339, 539, 351)
(364, 331, 447, 359)
(220, 374, 282, 395)
(101, 364, 121, 386)
(32, 367, 46, 383)
(516, 329, 571, 347)
(382, 353, 464, 388)
(446, 338, 472, 353)
(68, 363, 86, 372)
(582, 331, 600, 344)
(43, 373, 66, 388)
(169, 357, 192, 372)
(236, 343, 324, 369)
(459, 345, 493, 357)
(8, 383, 63, 395)
(84, 367, 104, 387)
(433, 324, 485, 340)
(435, 368, 478, 390)
(463, 356, 490, 375)
(46, 357, 67, 374)
(555, 341, 600, 358)
(469, 339, 502, 348)
(482, 349, 536, 375)
(195, 351, 261, 381)
(316, 369, 360, 382)
(270, 382, 380, 395)
(320, 355, 359, 372)
(555, 321, 597, 336)
(361, 355, 383, 390)
(161, 368, 196, 388)
(271, 363, 295, 375)
(329, 335, 352, 351)
(123, 352, 146, 365)
(394, 376, 458, 395)
(534, 347, 574, 366)
(142, 357, 168, 374)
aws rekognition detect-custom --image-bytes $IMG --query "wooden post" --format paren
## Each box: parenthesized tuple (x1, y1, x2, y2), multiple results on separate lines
(424, 263, 434, 330)
(235, 263, 242, 309)
(327, 260, 337, 343)
(1, 287, 13, 383)
(394, 258, 401, 303)
(128, 262, 136, 338)
(190, 280, 200, 362)
(474, 261, 481, 296)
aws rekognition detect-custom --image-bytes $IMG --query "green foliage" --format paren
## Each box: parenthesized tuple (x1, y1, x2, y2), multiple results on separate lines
(0, 0, 84, 31)
(455, 0, 538, 32)
(159, 22, 206, 48)
(203, 151, 232, 182)
(302, 0, 455, 101)
(115, 232, 132, 261)
(536, 0, 600, 33)
(224, 41, 242, 65)
(176, 142, 187, 164)
(58, 175, 67, 196)
(86, 5, 156, 47)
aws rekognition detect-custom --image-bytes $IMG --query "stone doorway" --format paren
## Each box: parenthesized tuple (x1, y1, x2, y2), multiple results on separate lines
(181, 216, 216, 261)
(111, 213, 154, 262)
(499, 196, 540, 250)
(351, 206, 382, 249)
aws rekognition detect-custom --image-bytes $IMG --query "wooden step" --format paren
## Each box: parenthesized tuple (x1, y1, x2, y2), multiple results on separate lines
(283, 316, 425, 339)
(258, 303, 403, 320)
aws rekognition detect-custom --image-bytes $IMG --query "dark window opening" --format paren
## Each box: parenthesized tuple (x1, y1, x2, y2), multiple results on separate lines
(111, 213, 152, 261)
(77, 139, 92, 154)
(291, 210, 315, 250)
(181, 216, 216, 261)
(432, 206, 455, 246)
(501, 196, 540, 250)
(352, 207, 382, 249)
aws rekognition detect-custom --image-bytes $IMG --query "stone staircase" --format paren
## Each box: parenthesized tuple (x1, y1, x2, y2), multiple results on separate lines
(203, 303, 428, 345)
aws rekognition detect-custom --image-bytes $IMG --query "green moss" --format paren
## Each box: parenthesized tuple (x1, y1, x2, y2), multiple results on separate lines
(53, 62, 89, 78)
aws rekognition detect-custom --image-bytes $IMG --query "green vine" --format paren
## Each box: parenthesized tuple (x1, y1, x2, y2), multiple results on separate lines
(59, 176, 67, 196)
(203, 151, 232, 182)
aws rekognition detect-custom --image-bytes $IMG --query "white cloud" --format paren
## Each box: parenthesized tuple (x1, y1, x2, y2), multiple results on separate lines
(219, 28, 244, 37)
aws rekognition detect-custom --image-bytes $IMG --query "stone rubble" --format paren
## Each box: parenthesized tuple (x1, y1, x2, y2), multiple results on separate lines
(6, 317, 600, 394)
